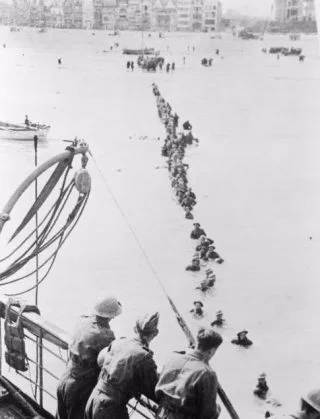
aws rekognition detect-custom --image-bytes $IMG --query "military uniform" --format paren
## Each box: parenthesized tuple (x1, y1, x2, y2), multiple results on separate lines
(156, 350, 220, 419)
(85, 337, 158, 419)
(190, 228, 206, 240)
(56, 316, 115, 419)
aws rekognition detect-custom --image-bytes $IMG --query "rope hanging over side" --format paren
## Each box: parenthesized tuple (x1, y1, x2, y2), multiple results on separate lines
(90, 151, 240, 419)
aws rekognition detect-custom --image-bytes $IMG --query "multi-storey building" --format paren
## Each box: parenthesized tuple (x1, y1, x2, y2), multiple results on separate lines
(93, 0, 102, 28)
(101, 0, 118, 29)
(191, 0, 203, 30)
(12, 0, 31, 25)
(273, 0, 316, 22)
(117, 0, 128, 29)
(127, 0, 141, 30)
(203, 0, 221, 31)
(63, 0, 82, 28)
(176, 0, 192, 30)
(50, 2, 64, 27)
(141, 0, 152, 30)
(273, 0, 288, 21)
(302, 0, 315, 19)
(0, 1, 11, 24)
(83, 0, 94, 28)
(152, 0, 177, 31)
(286, 0, 302, 21)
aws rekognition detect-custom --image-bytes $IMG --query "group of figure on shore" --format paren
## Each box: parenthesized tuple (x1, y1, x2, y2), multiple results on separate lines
(56, 296, 225, 419)
(201, 49, 221, 67)
(136, 57, 176, 73)
(126, 60, 135, 71)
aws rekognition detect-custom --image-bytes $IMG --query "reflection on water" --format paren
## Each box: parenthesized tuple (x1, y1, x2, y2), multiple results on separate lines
(0, 27, 320, 418)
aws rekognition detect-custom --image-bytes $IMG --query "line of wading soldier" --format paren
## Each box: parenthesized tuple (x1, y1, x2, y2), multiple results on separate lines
(152, 83, 255, 347)
(56, 296, 320, 419)
(56, 295, 224, 419)
(152, 85, 225, 301)
(150, 82, 295, 404)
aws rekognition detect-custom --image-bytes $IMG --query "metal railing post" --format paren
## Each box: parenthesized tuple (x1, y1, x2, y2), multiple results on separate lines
(39, 329, 44, 408)
(0, 318, 2, 375)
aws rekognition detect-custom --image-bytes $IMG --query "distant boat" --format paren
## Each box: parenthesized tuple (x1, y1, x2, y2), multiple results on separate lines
(238, 29, 259, 40)
(10, 27, 20, 32)
(38, 28, 48, 33)
(122, 48, 155, 55)
(0, 122, 50, 141)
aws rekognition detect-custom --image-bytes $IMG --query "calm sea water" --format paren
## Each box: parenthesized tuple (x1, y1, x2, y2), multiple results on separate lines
(0, 26, 320, 418)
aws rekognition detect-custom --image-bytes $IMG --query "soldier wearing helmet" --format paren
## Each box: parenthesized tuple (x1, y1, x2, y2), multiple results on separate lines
(156, 327, 223, 419)
(289, 389, 320, 419)
(56, 296, 122, 419)
(85, 312, 160, 419)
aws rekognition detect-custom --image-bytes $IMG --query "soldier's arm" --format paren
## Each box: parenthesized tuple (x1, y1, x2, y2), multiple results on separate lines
(197, 371, 220, 419)
(96, 330, 115, 367)
(138, 353, 159, 402)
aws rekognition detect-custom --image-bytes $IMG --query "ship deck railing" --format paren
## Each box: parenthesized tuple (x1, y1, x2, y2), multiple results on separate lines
(0, 297, 156, 418)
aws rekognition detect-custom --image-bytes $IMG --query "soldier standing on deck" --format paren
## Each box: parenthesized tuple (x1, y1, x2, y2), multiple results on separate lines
(85, 312, 160, 419)
(56, 296, 122, 419)
(156, 327, 223, 419)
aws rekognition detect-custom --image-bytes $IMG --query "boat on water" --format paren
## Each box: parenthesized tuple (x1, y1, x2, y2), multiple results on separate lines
(122, 48, 155, 55)
(0, 122, 50, 141)
(238, 29, 259, 40)
(10, 27, 20, 32)
(269, 47, 302, 56)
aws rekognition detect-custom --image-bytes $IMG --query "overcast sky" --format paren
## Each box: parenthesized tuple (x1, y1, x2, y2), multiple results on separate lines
(222, 0, 274, 17)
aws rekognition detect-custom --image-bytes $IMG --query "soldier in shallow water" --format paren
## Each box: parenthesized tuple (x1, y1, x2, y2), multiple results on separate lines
(231, 330, 253, 348)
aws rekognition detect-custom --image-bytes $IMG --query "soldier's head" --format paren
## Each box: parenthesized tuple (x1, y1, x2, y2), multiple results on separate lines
(93, 296, 122, 321)
(134, 312, 159, 344)
(298, 389, 320, 419)
(196, 327, 223, 361)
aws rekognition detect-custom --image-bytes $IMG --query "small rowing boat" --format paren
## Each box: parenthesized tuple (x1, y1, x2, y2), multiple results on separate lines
(0, 121, 50, 141)
(122, 48, 155, 55)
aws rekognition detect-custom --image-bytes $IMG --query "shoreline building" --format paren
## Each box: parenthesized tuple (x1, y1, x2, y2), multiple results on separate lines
(63, 0, 83, 28)
(83, 0, 94, 28)
(176, 0, 192, 30)
(127, 0, 141, 30)
(117, 0, 128, 29)
(302, 0, 316, 20)
(101, 0, 118, 29)
(0, 1, 11, 24)
(152, 0, 177, 31)
(191, 0, 203, 31)
(203, 0, 221, 31)
(8, 0, 223, 31)
(273, 0, 316, 22)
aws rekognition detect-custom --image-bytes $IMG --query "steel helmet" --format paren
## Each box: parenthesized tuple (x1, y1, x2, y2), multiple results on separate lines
(93, 296, 122, 319)
(302, 389, 320, 413)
